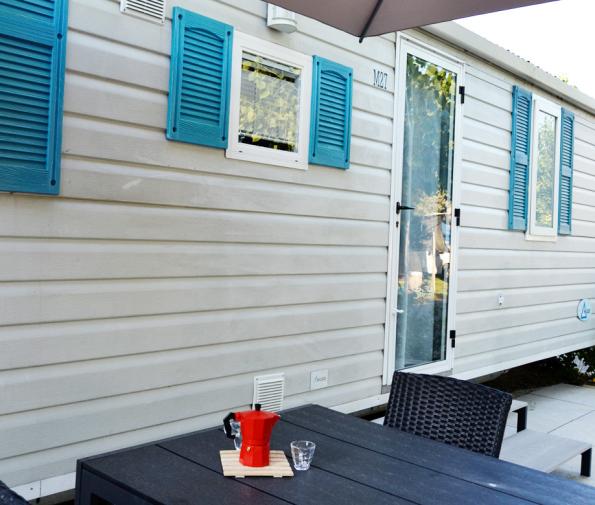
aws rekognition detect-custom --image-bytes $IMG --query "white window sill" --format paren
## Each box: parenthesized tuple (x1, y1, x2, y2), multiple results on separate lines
(524, 233, 557, 242)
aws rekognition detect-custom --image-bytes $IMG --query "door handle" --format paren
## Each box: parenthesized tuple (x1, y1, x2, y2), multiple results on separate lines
(391, 308, 405, 314)
(396, 201, 415, 214)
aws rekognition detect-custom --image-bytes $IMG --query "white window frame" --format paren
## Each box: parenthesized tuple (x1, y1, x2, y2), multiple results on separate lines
(526, 96, 562, 241)
(226, 32, 312, 170)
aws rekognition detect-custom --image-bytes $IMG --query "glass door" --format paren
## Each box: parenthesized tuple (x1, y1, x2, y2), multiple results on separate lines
(390, 38, 462, 374)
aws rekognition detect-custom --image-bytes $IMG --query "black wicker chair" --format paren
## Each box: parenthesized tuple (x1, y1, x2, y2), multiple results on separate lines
(384, 372, 512, 458)
(0, 480, 28, 505)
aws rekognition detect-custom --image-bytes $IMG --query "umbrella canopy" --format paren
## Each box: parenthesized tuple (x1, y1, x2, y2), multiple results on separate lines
(268, 0, 557, 41)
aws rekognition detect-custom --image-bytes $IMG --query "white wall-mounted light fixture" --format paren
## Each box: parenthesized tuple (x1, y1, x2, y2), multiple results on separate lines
(267, 4, 298, 33)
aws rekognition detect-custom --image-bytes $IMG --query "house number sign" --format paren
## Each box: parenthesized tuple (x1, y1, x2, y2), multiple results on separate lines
(577, 299, 592, 321)
(373, 69, 389, 90)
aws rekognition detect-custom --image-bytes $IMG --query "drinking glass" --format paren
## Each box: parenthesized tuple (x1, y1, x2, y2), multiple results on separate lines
(290, 440, 316, 471)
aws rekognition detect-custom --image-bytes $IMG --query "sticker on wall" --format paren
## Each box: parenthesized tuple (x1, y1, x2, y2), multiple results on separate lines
(577, 299, 592, 321)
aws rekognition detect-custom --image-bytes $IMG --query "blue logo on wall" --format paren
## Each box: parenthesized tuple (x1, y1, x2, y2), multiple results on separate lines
(577, 299, 592, 321)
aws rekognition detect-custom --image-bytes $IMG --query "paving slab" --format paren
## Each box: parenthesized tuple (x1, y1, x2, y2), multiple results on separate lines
(531, 384, 595, 409)
(517, 384, 595, 488)
(508, 392, 593, 433)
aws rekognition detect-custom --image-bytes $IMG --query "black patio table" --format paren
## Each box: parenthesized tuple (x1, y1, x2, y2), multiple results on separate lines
(75, 404, 595, 505)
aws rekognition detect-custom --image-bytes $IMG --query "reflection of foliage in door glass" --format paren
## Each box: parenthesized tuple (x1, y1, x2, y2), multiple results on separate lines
(239, 52, 301, 152)
(535, 111, 556, 227)
(395, 53, 457, 368)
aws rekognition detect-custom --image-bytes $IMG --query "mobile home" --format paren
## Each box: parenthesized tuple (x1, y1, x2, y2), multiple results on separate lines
(1, 0, 595, 499)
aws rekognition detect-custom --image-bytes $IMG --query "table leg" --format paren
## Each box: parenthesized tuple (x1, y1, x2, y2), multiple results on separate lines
(581, 448, 591, 477)
(516, 406, 527, 432)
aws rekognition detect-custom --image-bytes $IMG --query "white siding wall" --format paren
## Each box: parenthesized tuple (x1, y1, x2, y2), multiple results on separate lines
(452, 57, 595, 377)
(0, 0, 395, 487)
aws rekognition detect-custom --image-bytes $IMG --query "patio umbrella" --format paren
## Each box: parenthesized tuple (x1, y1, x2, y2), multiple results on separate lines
(267, 0, 558, 41)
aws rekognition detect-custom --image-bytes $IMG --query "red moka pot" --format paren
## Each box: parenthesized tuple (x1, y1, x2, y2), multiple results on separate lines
(223, 404, 280, 467)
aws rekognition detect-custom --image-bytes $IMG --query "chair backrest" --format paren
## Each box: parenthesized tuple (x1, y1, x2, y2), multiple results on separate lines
(384, 372, 512, 457)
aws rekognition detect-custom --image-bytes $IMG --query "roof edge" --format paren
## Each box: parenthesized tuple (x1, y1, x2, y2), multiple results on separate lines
(421, 22, 595, 117)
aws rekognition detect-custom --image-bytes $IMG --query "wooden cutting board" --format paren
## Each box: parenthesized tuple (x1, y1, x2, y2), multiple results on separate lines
(220, 450, 294, 478)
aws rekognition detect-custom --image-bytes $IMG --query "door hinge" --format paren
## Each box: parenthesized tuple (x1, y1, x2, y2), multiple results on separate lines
(454, 208, 461, 226)
(459, 85, 465, 104)
(450, 330, 456, 349)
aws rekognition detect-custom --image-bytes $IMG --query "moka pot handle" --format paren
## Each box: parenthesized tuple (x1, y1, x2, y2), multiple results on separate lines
(223, 412, 236, 439)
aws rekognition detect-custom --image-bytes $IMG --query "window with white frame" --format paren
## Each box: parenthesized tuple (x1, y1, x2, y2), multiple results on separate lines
(527, 96, 561, 240)
(226, 32, 312, 169)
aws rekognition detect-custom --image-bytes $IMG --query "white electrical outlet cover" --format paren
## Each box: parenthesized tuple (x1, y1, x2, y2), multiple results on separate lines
(310, 369, 329, 390)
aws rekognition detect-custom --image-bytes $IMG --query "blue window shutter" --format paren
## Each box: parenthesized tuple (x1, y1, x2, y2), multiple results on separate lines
(309, 56, 353, 169)
(508, 85, 532, 230)
(558, 108, 574, 235)
(0, 0, 68, 195)
(167, 7, 233, 149)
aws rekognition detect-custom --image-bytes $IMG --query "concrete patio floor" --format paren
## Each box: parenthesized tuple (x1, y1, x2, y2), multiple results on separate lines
(505, 383, 595, 487)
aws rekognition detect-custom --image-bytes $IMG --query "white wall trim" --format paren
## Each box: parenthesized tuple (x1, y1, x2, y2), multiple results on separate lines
(331, 393, 390, 413)
(421, 22, 595, 117)
(12, 472, 76, 501)
(454, 340, 595, 381)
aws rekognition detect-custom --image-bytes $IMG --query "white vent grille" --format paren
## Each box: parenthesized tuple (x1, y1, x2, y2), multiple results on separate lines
(253, 373, 285, 412)
(120, 0, 166, 24)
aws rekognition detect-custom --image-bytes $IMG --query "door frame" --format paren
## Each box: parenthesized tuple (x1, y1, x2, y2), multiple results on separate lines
(383, 33, 465, 384)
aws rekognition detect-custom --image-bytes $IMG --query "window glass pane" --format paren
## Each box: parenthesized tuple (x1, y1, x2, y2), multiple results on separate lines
(535, 110, 556, 228)
(239, 52, 301, 152)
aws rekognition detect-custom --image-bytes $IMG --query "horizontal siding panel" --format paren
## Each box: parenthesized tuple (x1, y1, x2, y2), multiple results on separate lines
(461, 182, 508, 210)
(459, 248, 595, 271)
(462, 138, 509, 170)
(64, 71, 166, 128)
(70, 0, 392, 69)
(67, 29, 170, 92)
(352, 82, 394, 119)
(0, 239, 387, 282)
(0, 300, 386, 369)
(0, 352, 382, 458)
(571, 219, 595, 238)
(350, 135, 392, 170)
(64, 78, 393, 144)
(458, 318, 594, 358)
(458, 268, 595, 292)
(68, 0, 394, 91)
(461, 161, 508, 190)
(467, 64, 512, 94)
(463, 96, 511, 133)
(572, 201, 595, 222)
(575, 119, 595, 146)
(462, 116, 510, 150)
(61, 157, 390, 221)
(455, 330, 595, 377)
(459, 227, 595, 253)
(458, 284, 595, 314)
(575, 137, 595, 162)
(351, 109, 393, 144)
(0, 273, 387, 326)
(459, 206, 508, 230)
(457, 301, 579, 336)
(574, 153, 595, 178)
(465, 72, 512, 112)
(573, 172, 595, 194)
(0, 376, 382, 487)
(61, 116, 392, 193)
(1, 326, 385, 414)
(0, 197, 388, 245)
